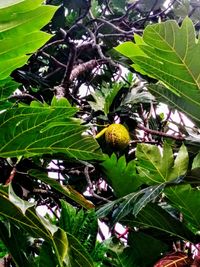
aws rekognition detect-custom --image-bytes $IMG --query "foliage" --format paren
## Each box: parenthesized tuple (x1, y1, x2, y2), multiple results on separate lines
(0, 0, 200, 266)
(115, 17, 200, 127)
(100, 153, 141, 197)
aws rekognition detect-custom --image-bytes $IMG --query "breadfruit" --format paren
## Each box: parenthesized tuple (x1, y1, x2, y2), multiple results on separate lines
(105, 124, 130, 150)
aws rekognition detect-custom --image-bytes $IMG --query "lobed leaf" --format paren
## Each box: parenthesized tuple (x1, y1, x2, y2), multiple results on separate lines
(88, 83, 124, 115)
(136, 143, 188, 185)
(123, 203, 197, 243)
(0, 184, 57, 242)
(0, 98, 103, 160)
(0, 0, 58, 80)
(100, 153, 142, 197)
(29, 170, 94, 209)
(165, 184, 200, 231)
(96, 184, 165, 223)
(116, 17, 200, 126)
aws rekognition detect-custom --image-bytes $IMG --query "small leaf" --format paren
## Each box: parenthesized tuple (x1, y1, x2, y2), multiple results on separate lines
(53, 228, 69, 264)
(192, 152, 200, 169)
(0, 77, 20, 100)
(60, 201, 98, 255)
(60, 200, 77, 234)
(122, 85, 155, 106)
(88, 83, 124, 115)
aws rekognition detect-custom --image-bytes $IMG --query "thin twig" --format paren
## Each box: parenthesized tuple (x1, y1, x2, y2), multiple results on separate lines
(84, 166, 110, 203)
(41, 51, 67, 68)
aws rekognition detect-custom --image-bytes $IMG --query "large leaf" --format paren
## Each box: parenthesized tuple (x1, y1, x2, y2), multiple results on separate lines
(119, 232, 168, 267)
(0, 97, 103, 160)
(0, 184, 57, 241)
(100, 153, 142, 197)
(29, 169, 94, 209)
(122, 203, 197, 243)
(0, 185, 77, 266)
(0, 77, 19, 101)
(165, 184, 200, 231)
(115, 17, 200, 126)
(96, 184, 165, 223)
(0, 0, 58, 80)
(148, 83, 200, 126)
(39, 241, 58, 267)
(136, 143, 188, 185)
(53, 228, 70, 265)
(0, 221, 35, 267)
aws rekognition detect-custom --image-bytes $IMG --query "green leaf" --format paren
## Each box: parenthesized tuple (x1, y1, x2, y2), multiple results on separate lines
(96, 184, 165, 223)
(90, 0, 100, 17)
(122, 85, 155, 106)
(0, 98, 103, 160)
(29, 170, 94, 209)
(148, 83, 200, 127)
(88, 83, 124, 115)
(60, 201, 98, 255)
(53, 228, 69, 264)
(119, 232, 168, 267)
(68, 233, 94, 267)
(0, 0, 58, 80)
(0, 221, 35, 267)
(192, 152, 200, 169)
(100, 153, 142, 197)
(136, 143, 188, 185)
(60, 200, 77, 234)
(0, 78, 20, 110)
(165, 184, 200, 231)
(116, 17, 200, 126)
(39, 226, 94, 267)
(122, 203, 197, 243)
(0, 185, 57, 242)
(9, 184, 35, 215)
(0, 77, 20, 100)
(39, 241, 58, 267)
(111, 0, 126, 11)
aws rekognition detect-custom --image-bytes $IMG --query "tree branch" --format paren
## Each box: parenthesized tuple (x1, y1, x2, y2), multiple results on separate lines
(137, 124, 185, 141)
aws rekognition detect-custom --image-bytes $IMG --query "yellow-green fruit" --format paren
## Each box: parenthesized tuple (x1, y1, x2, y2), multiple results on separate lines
(105, 124, 130, 150)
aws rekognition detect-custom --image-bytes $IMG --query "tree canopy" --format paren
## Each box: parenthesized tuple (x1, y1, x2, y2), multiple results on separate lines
(0, 0, 200, 266)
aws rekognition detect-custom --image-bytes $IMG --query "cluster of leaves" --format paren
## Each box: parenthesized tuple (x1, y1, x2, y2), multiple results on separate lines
(1, 0, 200, 266)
